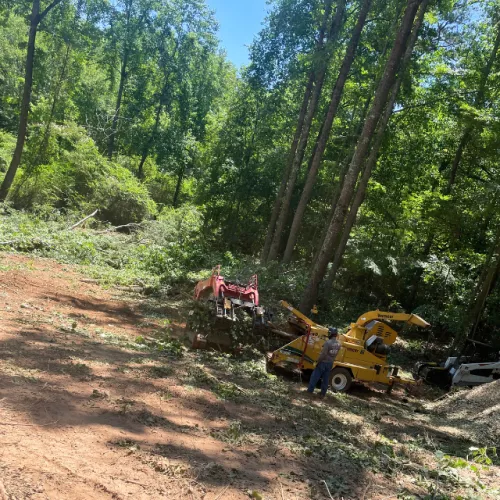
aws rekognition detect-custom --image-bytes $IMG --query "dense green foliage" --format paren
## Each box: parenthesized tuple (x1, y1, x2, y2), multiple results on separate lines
(1, 0, 499, 349)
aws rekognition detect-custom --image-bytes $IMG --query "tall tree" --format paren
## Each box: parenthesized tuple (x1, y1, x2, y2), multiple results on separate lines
(106, 0, 152, 159)
(467, 230, 500, 340)
(300, 0, 423, 313)
(322, 0, 429, 294)
(0, 0, 66, 202)
(260, 72, 315, 261)
(280, 0, 373, 264)
(447, 20, 500, 193)
(265, 0, 346, 262)
(408, 15, 500, 308)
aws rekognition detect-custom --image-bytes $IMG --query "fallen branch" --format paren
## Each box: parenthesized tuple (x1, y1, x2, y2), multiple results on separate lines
(114, 285, 144, 293)
(121, 478, 146, 488)
(96, 222, 143, 234)
(322, 480, 333, 500)
(0, 419, 59, 427)
(362, 483, 371, 500)
(69, 209, 99, 230)
(432, 392, 451, 403)
(213, 485, 229, 500)
(269, 328, 297, 340)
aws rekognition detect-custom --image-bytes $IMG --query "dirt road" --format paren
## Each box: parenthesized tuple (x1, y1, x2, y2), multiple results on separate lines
(0, 254, 498, 499)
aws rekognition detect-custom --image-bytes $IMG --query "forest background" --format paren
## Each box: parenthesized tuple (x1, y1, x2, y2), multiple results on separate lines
(1, 0, 500, 351)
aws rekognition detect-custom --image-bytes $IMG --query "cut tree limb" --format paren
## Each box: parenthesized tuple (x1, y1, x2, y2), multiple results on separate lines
(0, 419, 59, 427)
(96, 222, 143, 234)
(69, 209, 99, 230)
(322, 480, 334, 500)
(213, 485, 230, 500)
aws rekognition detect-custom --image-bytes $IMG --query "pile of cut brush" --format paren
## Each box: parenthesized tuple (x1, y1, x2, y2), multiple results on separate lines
(429, 380, 500, 444)
(186, 300, 288, 354)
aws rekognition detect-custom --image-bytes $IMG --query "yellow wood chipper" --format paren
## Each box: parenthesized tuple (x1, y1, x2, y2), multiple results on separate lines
(268, 301, 430, 393)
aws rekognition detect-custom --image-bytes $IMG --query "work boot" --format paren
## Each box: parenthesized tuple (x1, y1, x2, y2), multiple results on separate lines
(318, 394, 326, 400)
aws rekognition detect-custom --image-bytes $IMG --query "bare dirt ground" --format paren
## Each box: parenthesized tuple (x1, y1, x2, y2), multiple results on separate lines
(0, 253, 499, 500)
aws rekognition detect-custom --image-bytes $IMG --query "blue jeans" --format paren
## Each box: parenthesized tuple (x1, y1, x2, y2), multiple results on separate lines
(307, 361, 333, 396)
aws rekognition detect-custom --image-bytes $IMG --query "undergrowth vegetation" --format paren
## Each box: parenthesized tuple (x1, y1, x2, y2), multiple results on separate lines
(0, 205, 311, 310)
(0, 205, 446, 356)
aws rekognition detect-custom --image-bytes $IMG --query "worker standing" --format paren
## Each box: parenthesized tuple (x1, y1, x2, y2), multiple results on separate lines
(307, 327, 340, 398)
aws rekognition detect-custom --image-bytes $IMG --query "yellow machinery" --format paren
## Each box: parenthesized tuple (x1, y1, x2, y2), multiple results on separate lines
(268, 301, 430, 393)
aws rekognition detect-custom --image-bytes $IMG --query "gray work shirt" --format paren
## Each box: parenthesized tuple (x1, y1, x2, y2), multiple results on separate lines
(317, 338, 341, 364)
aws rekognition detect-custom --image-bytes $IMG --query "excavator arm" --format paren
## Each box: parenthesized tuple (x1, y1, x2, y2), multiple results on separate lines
(354, 311, 430, 328)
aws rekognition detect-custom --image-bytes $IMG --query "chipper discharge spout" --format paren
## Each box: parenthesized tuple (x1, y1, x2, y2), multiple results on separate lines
(268, 303, 430, 393)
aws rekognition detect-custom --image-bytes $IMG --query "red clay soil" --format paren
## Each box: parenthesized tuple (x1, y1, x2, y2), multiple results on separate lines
(1, 254, 498, 500)
(0, 254, 323, 500)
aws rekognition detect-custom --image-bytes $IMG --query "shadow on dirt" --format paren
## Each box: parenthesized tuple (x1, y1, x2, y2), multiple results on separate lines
(0, 293, 485, 500)
(43, 293, 142, 329)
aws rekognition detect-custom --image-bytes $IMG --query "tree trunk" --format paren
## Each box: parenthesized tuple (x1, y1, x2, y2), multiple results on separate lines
(281, 0, 372, 264)
(39, 41, 71, 164)
(107, 48, 129, 159)
(408, 20, 500, 306)
(323, 0, 429, 294)
(0, 0, 65, 202)
(0, 1, 40, 202)
(312, 94, 372, 262)
(312, 4, 405, 261)
(299, 0, 422, 314)
(467, 236, 500, 340)
(137, 36, 179, 180)
(137, 100, 163, 179)
(265, 0, 345, 262)
(261, 72, 315, 262)
(447, 22, 500, 192)
(446, 128, 470, 192)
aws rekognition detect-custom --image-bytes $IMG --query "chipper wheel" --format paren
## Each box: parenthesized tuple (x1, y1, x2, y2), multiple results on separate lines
(329, 367, 353, 393)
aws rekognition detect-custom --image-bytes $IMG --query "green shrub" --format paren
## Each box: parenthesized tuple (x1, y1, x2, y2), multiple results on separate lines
(93, 165, 157, 225)
(8, 123, 157, 225)
(0, 206, 213, 289)
(0, 130, 15, 173)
